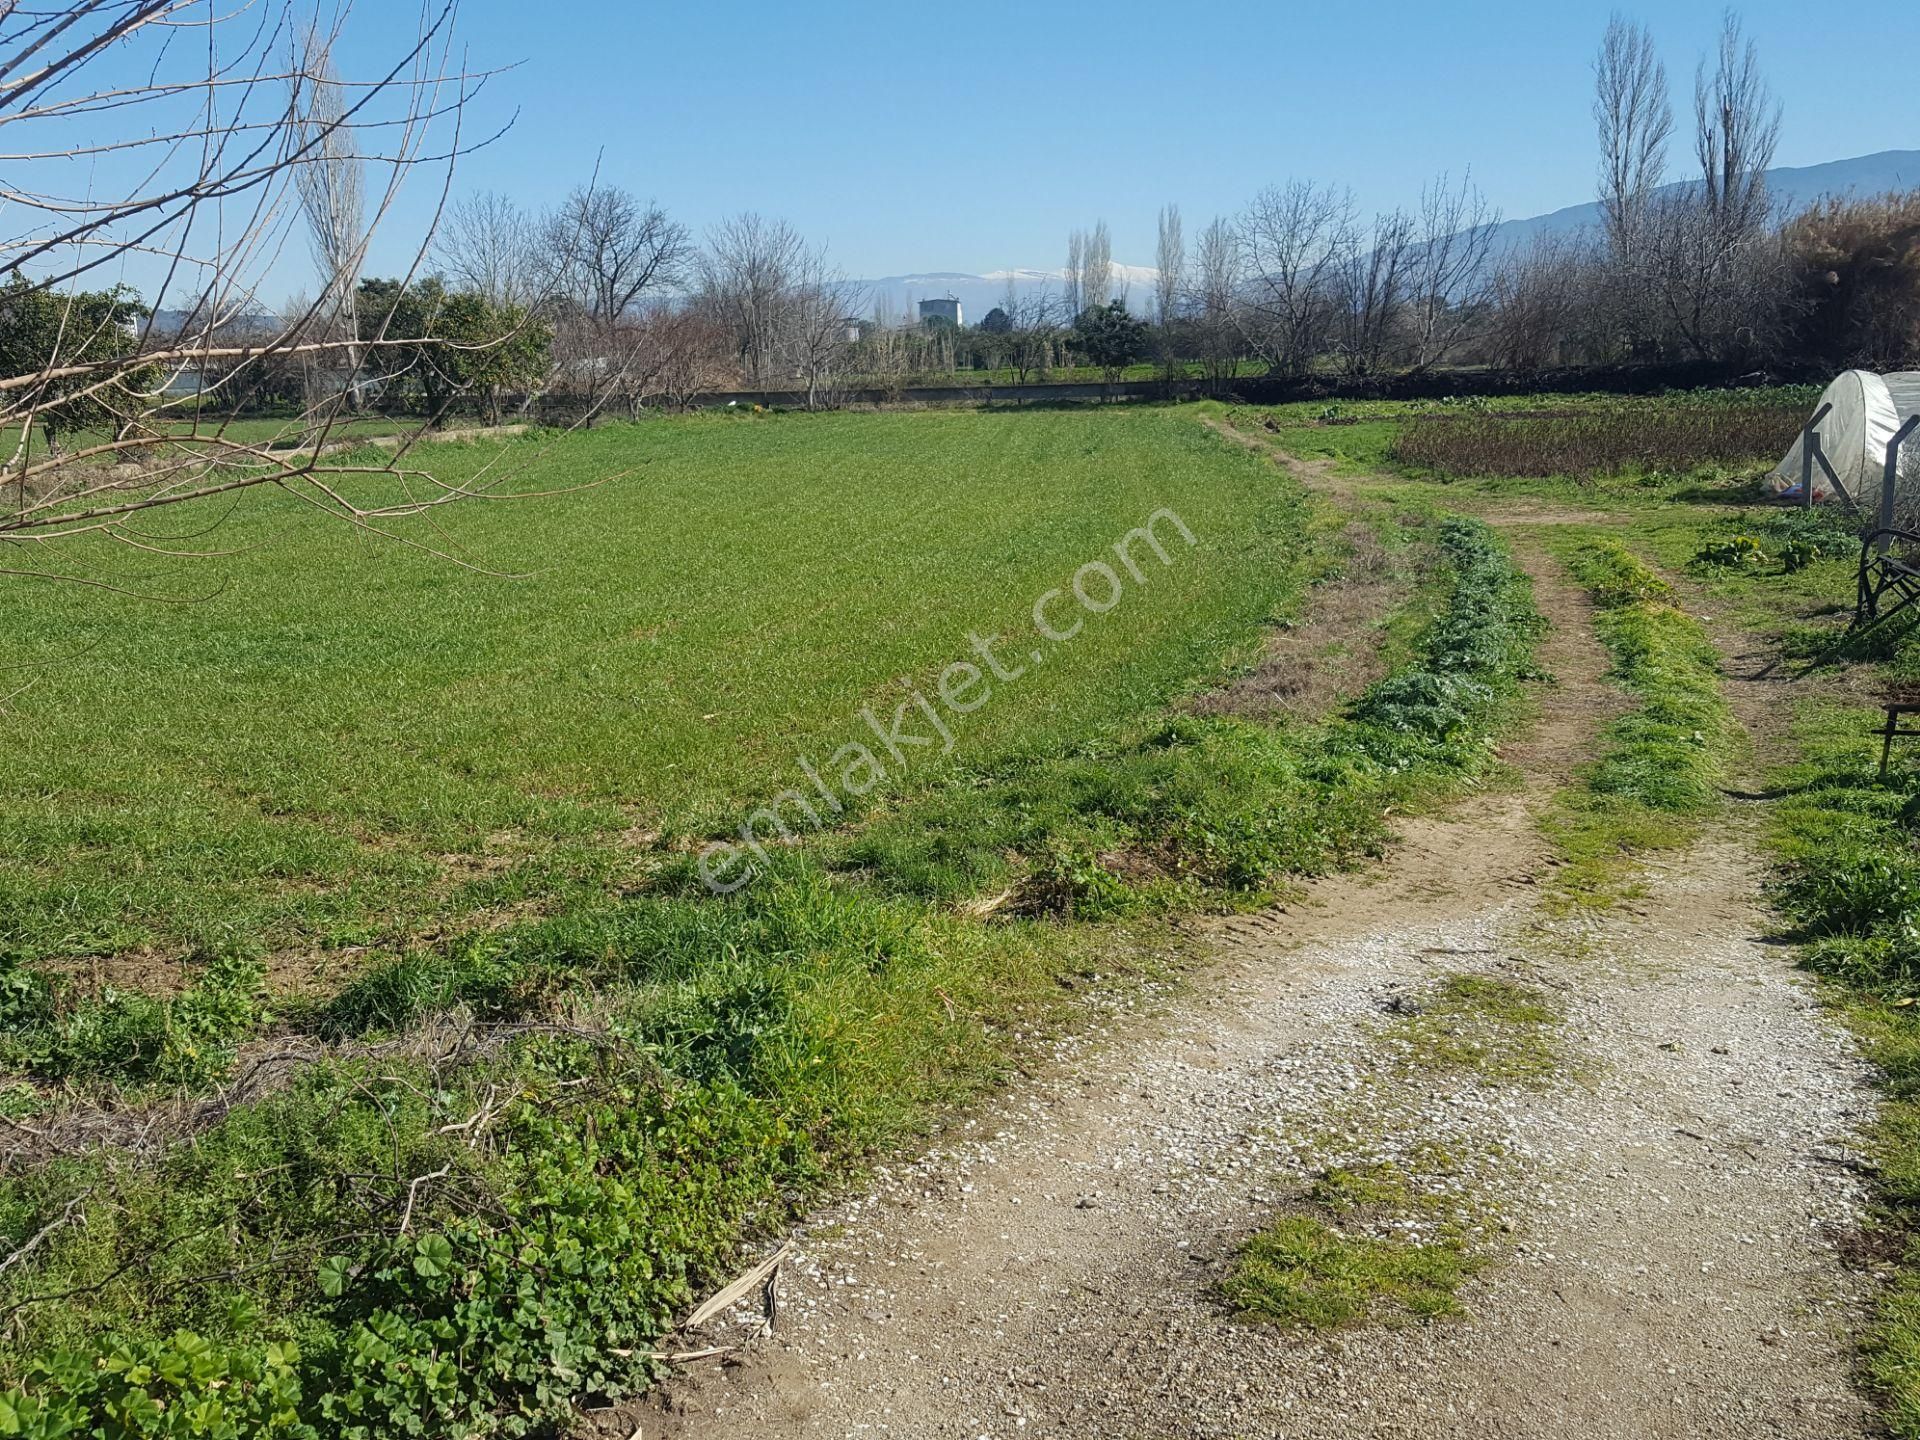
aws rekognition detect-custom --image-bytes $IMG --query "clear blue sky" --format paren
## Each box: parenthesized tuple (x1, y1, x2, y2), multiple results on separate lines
(337, 0, 1920, 285)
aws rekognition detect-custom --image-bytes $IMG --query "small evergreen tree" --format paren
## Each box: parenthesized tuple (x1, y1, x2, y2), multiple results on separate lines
(1072, 300, 1149, 382)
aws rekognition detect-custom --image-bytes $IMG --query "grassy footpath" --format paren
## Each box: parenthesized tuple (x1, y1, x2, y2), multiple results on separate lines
(1216, 401, 1763, 907)
(1542, 536, 1739, 906)
(1214, 393, 1920, 1425)
(1532, 522, 1920, 1435)
(0, 517, 1540, 1438)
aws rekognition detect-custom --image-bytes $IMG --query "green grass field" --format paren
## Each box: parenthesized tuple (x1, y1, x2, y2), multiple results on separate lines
(2, 408, 1314, 969)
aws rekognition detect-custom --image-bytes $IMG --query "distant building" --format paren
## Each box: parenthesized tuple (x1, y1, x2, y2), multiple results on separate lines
(918, 297, 962, 327)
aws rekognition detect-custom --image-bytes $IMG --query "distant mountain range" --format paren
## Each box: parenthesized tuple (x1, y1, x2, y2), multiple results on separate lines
(860, 150, 1920, 322)
(1487, 148, 1920, 249)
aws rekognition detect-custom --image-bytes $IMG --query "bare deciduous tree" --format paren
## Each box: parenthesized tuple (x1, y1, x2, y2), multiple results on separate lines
(787, 248, 867, 410)
(538, 185, 692, 418)
(644, 304, 736, 410)
(1333, 209, 1415, 377)
(1189, 216, 1242, 392)
(1064, 230, 1086, 320)
(435, 191, 536, 307)
(1154, 206, 1185, 325)
(1488, 233, 1593, 373)
(1641, 188, 1786, 362)
(1407, 173, 1502, 370)
(1155, 204, 1184, 380)
(1694, 10, 1779, 239)
(1631, 12, 1783, 364)
(1002, 281, 1065, 386)
(543, 188, 691, 327)
(1236, 181, 1356, 376)
(572, 299, 730, 417)
(1593, 14, 1671, 261)
(702, 214, 806, 387)
(292, 26, 368, 407)
(1082, 221, 1114, 313)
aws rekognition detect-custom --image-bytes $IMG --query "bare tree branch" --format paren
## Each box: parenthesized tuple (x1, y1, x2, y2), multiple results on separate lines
(0, 3, 604, 592)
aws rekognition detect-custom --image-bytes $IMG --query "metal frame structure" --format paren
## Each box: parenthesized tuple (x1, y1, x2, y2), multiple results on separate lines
(1853, 414, 1920, 628)
(1795, 402, 1848, 509)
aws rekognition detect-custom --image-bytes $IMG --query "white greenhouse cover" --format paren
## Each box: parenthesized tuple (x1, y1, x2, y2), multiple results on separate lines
(1772, 370, 1920, 501)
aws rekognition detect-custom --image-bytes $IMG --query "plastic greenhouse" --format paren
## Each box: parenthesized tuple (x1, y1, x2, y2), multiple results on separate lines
(1771, 369, 1920, 505)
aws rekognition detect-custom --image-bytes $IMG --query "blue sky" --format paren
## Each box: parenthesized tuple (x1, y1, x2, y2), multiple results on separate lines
(164, 1, 1920, 296)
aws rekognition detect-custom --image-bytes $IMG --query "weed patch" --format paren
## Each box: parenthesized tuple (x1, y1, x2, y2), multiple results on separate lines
(1222, 1216, 1476, 1327)
(1386, 973, 1563, 1083)
(0, 951, 266, 1089)
(0, 899, 1116, 1438)
(1692, 507, 1861, 577)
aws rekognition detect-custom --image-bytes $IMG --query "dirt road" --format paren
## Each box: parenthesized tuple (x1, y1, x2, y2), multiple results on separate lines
(626, 463, 1877, 1440)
